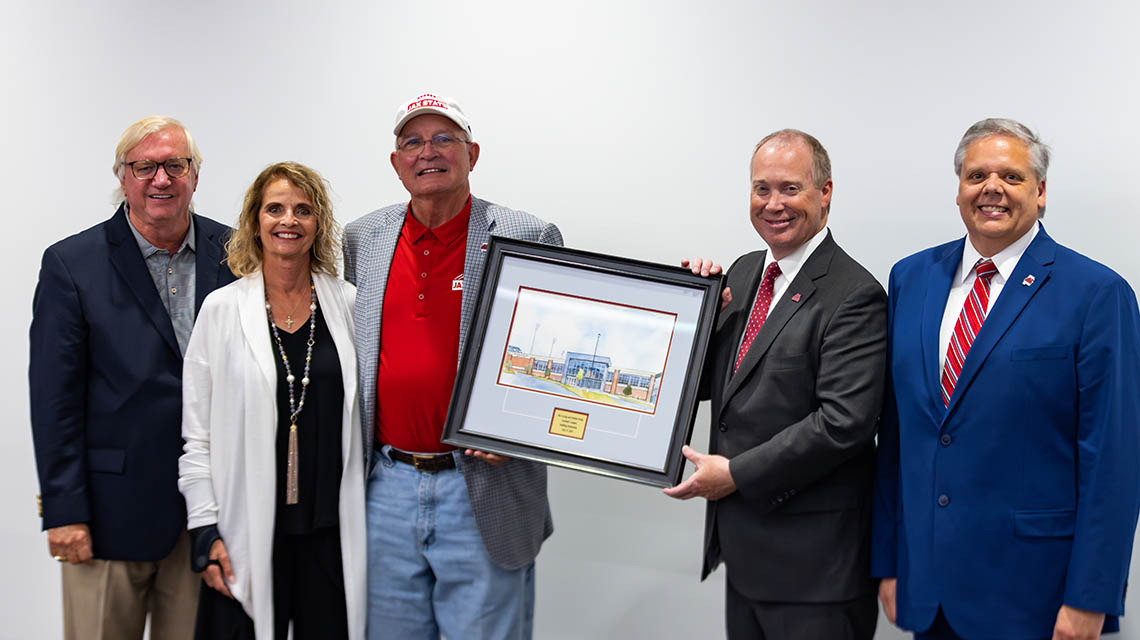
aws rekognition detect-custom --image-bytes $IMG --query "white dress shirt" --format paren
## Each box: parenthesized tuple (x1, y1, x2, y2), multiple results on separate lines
(738, 226, 830, 348)
(938, 222, 1040, 370)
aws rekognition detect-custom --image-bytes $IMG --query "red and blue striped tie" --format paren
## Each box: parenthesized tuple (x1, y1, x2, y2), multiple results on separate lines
(941, 259, 998, 406)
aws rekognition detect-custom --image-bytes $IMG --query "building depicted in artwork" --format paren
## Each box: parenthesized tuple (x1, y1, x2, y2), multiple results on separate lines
(563, 351, 612, 391)
(546, 359, 565, 382)
(505, 346, 565, 381)
(502, 345, 658, 402)
(502, 345, 535, 373)
(605, 368, 662, 402)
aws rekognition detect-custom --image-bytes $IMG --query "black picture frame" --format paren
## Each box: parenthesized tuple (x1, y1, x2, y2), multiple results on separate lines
(442, 237, 723, 487)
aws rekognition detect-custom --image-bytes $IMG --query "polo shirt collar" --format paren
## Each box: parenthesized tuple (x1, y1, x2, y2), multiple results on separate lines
(404, 197, 472, 246)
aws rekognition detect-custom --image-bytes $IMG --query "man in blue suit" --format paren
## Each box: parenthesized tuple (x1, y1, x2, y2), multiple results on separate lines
(872, 118, 1140, 639)
(29, 115, 235, 639)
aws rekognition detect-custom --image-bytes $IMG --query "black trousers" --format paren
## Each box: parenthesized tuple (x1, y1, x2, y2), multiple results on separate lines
(725, 579, 878, 640)
(194, 526, 348, 640)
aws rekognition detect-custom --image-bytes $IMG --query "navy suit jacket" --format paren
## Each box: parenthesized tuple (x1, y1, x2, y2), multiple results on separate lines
(871, 227, 1140, 638)
(29, 205, 235, 561)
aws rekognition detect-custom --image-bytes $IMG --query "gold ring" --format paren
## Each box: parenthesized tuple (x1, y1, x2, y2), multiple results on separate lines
(53, 555, 65, 562)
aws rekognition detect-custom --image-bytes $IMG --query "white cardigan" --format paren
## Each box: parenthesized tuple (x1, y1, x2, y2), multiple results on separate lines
(179, 271, 365, 640)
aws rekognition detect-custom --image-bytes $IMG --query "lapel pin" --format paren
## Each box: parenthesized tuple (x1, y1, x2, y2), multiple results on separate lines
(791, 293, 802, 302)
(480, 242, 488, 251)
(1022, 275, 1035, 286)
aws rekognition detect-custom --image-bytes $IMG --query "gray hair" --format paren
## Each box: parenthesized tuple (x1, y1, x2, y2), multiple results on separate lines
(112, 115, 203, 208)
(953, 118, 1050, 181)
(753, 129, 832, 189)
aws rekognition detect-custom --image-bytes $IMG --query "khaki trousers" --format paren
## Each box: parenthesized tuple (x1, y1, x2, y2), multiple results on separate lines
(61, 529, 199, 640)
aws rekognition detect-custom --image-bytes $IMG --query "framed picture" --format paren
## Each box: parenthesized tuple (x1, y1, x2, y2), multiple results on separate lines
(443, 237, 724, 487)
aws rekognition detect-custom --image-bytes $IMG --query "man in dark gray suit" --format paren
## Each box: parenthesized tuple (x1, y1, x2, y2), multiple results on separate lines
(666, 129, 886, 639)
(343, 93, 561, 640)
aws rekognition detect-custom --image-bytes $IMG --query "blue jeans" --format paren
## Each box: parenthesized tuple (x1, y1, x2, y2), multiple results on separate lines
(366, 448, 535, 640)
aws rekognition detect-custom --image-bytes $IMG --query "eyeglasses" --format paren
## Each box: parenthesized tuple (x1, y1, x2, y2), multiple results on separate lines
(396, 134, 469, 154)
(121, 157, 193, 180)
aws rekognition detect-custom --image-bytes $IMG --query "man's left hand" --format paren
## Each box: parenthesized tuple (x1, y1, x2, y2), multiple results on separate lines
(1052, 605, 1105, 640)
(47, 523, 93, 564)
(662, 445, 736, 500)
(465, 449, 508, 467)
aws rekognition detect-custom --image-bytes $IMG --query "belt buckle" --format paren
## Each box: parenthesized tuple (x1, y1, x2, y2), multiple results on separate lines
(412, 454, 437, 472)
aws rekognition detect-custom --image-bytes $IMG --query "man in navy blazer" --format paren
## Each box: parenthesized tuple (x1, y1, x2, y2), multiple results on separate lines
(29, 116, 235, 639)
(872, 118, 1140, 639)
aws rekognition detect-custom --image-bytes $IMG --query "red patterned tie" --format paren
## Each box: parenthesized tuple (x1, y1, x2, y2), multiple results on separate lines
(735, 261, 782, 372)
(940, 259, 998, 406)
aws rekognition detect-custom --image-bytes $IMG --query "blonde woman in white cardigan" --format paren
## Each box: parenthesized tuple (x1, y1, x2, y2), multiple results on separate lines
(179, 162, 365, 640)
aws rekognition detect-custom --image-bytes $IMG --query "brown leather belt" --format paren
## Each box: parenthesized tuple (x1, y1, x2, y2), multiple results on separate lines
(389, 449, 456, 472)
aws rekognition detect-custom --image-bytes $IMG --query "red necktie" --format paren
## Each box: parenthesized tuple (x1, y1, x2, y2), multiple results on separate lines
(735, 261, 782, 372)
(940, 259, 998, 406)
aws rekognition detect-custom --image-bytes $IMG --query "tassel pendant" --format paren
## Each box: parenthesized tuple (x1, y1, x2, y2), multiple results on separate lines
(286, 423, 299, 504)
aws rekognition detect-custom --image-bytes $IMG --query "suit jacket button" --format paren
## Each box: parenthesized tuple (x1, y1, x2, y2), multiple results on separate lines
(718, 422, 727, 432)
(938, 494, 950, 507)
(940, 434, 952, 446)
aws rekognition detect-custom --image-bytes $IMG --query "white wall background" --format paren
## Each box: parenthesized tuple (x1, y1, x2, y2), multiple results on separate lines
(4, 1, 1139, 638)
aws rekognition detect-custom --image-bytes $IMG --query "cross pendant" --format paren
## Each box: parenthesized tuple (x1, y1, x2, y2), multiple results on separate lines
(286, 315, 294, 330)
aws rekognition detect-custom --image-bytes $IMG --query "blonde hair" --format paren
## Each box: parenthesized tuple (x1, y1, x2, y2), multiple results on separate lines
(225, 162, 341, 277)
(112, 115, 203, 206)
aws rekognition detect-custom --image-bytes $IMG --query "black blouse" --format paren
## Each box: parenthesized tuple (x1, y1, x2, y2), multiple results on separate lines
(271, 306, 343, 535)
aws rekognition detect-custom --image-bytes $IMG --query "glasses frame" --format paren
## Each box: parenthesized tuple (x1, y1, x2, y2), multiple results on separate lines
(396, 134, 470, 154)
(120, 157, 194, 180)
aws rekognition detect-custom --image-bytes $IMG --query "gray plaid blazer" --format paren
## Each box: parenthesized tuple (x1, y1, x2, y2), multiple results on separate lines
(344, 196, 561, 570)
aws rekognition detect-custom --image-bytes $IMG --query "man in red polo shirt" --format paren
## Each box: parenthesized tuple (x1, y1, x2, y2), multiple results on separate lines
(344, 93, 563, 640)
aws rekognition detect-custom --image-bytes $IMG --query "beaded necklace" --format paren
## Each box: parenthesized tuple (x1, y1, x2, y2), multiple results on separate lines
(266, 282, 317, 505)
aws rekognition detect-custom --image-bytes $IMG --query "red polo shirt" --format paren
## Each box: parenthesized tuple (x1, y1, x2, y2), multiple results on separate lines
(375, 199, 470, 453)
